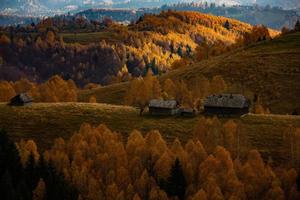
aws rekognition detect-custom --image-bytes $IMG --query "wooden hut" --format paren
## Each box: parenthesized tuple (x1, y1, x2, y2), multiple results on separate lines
(149, 99, 178, 116)
(179, 108, 196, 117)
(204, 94, 249, 116)
(8, 93, 33, 106)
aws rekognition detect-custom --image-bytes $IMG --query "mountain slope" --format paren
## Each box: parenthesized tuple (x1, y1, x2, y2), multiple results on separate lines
(78, 32, 300, 114)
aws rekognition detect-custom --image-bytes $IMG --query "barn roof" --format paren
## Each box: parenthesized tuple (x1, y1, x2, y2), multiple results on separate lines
(204, 94, 249, 108)
(149, 99, 177, 109)
(11, 93, 33, 103)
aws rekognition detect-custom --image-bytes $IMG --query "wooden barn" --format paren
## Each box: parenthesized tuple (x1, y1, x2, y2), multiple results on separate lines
(179, 108, 196, 117)
(149, 99, 179, 116)
(8, 93, 33, 106)
(204, 94, 250, 116)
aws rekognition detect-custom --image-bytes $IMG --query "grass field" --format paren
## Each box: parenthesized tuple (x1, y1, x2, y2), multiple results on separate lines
(0, 103, 199, 150)
(1, 103, 300, 166)
(78, 32, 300, 114)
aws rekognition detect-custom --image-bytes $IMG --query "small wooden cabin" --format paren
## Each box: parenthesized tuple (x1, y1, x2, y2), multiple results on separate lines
(8, 93, 33, 106)
(149, 99, 178, 116)
(204, 94, 249, 116)
(179, 108, 196, 117)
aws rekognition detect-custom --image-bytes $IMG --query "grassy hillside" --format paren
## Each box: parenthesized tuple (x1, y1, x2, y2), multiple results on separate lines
(79, 32, 300, 114)
(0, 103, 199, 150)
(1, 103, 300, 165)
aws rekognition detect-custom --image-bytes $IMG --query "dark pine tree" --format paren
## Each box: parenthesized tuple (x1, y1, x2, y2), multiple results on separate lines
(25, 152, 40, 194)
(186, 44, 192, 57)
(224, 20, 231, 30)
(295, 20, 300, 32)
(170, 42, 175, 54)
(297, 173, 300, 191)
(42, 161, 78, 200)
(162, 158, 187, 200)
(150, 58, 159, 75)
(177, 46, 183, 57)
(0, 129, 31, 200)
(0, 129, 78, 200)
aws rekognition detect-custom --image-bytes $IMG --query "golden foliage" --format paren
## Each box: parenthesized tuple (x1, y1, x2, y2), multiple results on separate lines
(0, 76, 78, 103)
(89, 95, 97, 103)
(244, 25, 271, 46)
(33, 179, 46, 200)
(161, 75, 227, 110)
(210, 75, 228, 94)
(125, 72, 161, 114)
(0, 34, 10, 46)
(15, 120, 296, 200)
(0, 81, 16, 102)
(46, 31, 56, 46)
(16, 139, 40, 167)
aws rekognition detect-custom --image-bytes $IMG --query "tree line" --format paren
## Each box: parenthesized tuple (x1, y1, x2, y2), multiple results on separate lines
(0, 75, 77, 102)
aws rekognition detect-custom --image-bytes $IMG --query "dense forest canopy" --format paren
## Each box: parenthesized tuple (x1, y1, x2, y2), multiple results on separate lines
(2, 118, 300, 200)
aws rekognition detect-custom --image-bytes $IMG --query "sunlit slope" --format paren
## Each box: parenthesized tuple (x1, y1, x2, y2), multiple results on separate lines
(163, 32, 300, 114)
(79, 32, 300, 114)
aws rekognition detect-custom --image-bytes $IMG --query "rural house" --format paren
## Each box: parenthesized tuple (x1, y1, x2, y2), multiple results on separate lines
(8, 93, 33, 106)
(149, 99, 179, 115)
(204, 94, 250, 116)
(179, 108, 196, 117)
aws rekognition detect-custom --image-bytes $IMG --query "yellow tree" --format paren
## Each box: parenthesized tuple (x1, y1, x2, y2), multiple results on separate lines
(154, 151, 174, 180)
(175, 80, 193, 108)
(210, 75, 227, 94)
(0, 34, 10, 46)
(206, 117, 222, 153)
(264, 181, 285, 200)
(35, 36, 46, 50)
(185, 140, 207, 183)
(17, 38, 25, 48)
(222, 120, 237, 156)
(192, 189, 208, 200)
(38, 75, 77, 102)
(0, 81, 16, 102)
(13, 78, 34, 94)
(46, 31, 56, 46)
(125, 72, 161, 115)
(204, 176, 224, 200)
(33, 179, 46, 200)
(189, 75, 210, 101)
(16, 139, 40, 167)
(133, 194, 142, 200)
(163, 78, 176, 100)
(106, 183, 119, 200)
(89, 95, 97, 103)
(240, 149, 275, 199)
(87, 177, 103, 200)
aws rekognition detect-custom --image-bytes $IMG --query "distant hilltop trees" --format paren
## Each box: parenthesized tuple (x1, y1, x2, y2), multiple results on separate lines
(281, 20, 300, 35)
